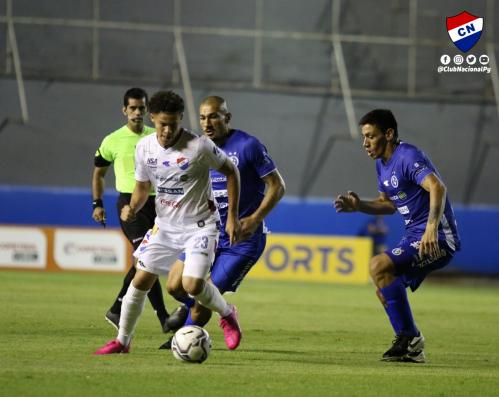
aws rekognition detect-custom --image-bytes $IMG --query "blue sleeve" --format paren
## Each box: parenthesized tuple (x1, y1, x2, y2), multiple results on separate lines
(403, 147, 433, 186)
(246, 137, 276, 178)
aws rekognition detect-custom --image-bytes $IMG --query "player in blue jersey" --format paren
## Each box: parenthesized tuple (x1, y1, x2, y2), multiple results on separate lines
(161, 95, 286, 350)
(334, 109, 460, 363)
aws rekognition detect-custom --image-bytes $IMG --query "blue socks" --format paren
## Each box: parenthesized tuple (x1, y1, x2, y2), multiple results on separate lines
(174, 295, 195, 308)
(184, 311, 209, 327)
(380, 277, 419, 336)
(173, 295, 210, 327)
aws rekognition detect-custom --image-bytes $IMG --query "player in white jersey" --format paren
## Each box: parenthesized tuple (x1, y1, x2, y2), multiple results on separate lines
(95, 90, 242, 354)
(161, 96, 285, 351)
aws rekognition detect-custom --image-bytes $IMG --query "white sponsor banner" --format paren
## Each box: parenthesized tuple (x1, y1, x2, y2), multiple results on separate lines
(0, 226, 47, 268)
(54, 229, 127, 272)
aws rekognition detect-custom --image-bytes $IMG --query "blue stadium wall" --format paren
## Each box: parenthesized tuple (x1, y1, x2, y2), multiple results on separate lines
(1, 185, 498, 275)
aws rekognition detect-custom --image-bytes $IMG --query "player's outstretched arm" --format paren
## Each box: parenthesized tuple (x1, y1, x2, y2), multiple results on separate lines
(240, 170, 286, 240)
(334, 191, 396, 215)
(419, 173, 447, 259)
(334, 191, 361, 212)
(121, 180, 151, 222)
(92, 166, 108, 224)
(217, 158, 241, 245)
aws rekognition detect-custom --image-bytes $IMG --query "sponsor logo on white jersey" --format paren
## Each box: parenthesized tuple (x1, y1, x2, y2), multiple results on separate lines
(159, 199, 182, 209)
(157, 187, 184, 195)
(162, 156, 190, 170)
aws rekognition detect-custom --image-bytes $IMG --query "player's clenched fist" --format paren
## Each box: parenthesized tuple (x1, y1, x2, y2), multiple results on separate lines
(92, 207, 106, 223)
(334, 191, 360, 212)
(120, 204, 136, 222)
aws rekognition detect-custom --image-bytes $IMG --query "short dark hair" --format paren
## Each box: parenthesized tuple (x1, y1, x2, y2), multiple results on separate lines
(123, 87, 148, 107)
(148, 90, 184, 114)
(359, 109, 398, 139)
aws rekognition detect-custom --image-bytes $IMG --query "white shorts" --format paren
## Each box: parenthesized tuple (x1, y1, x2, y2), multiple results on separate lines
(133, 219, 218, 278)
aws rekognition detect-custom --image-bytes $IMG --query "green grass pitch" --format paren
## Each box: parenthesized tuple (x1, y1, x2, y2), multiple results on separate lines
(1, 271, 498, 397)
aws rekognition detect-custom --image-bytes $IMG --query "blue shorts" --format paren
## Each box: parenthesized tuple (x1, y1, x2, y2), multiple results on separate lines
(385, 236, 455, 291)
(211, 233, 266, 292)
(178, 233, 266, 292)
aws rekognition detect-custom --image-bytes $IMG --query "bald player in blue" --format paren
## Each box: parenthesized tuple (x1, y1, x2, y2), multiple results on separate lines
(335, 109, 460, 363)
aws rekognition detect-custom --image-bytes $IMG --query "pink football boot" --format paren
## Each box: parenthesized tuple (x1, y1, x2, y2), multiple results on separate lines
(94, 339, 130, 355)
(219, 304, 242, 350)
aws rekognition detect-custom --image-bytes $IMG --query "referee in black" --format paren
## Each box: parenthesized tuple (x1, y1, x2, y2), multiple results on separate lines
(92, 87, 170, 332)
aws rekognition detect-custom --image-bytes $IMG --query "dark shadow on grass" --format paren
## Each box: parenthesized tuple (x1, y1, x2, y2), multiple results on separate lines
(212, 348, 313, 355)
(210, 347, 341, 365)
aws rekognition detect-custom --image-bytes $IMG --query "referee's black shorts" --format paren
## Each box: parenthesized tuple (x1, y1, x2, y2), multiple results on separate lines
(117, 193, 156, 250)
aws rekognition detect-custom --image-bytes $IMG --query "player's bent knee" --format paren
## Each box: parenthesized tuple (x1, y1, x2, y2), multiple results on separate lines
(369, 254, 396, 287)
(132, 269, 158, 291)
(165, 281, 174, 295)
(166, 281, 181, 296)
(182, 276, 204, 296)
(369, 255, 389, 278)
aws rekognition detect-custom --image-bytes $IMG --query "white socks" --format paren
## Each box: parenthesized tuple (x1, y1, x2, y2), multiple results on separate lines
(193, 282, 231, 317)
(117, 284, 148, 346)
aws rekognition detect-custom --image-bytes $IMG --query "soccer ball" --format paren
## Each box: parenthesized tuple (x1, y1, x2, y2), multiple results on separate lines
(171, 325, 212, 363)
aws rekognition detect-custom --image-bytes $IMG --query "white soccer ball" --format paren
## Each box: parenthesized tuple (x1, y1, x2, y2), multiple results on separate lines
(171, 325, 212, 363)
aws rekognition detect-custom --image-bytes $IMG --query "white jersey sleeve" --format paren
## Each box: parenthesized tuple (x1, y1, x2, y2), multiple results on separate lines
(134, 137, 151, 182)
(198, 135, 228, 170)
